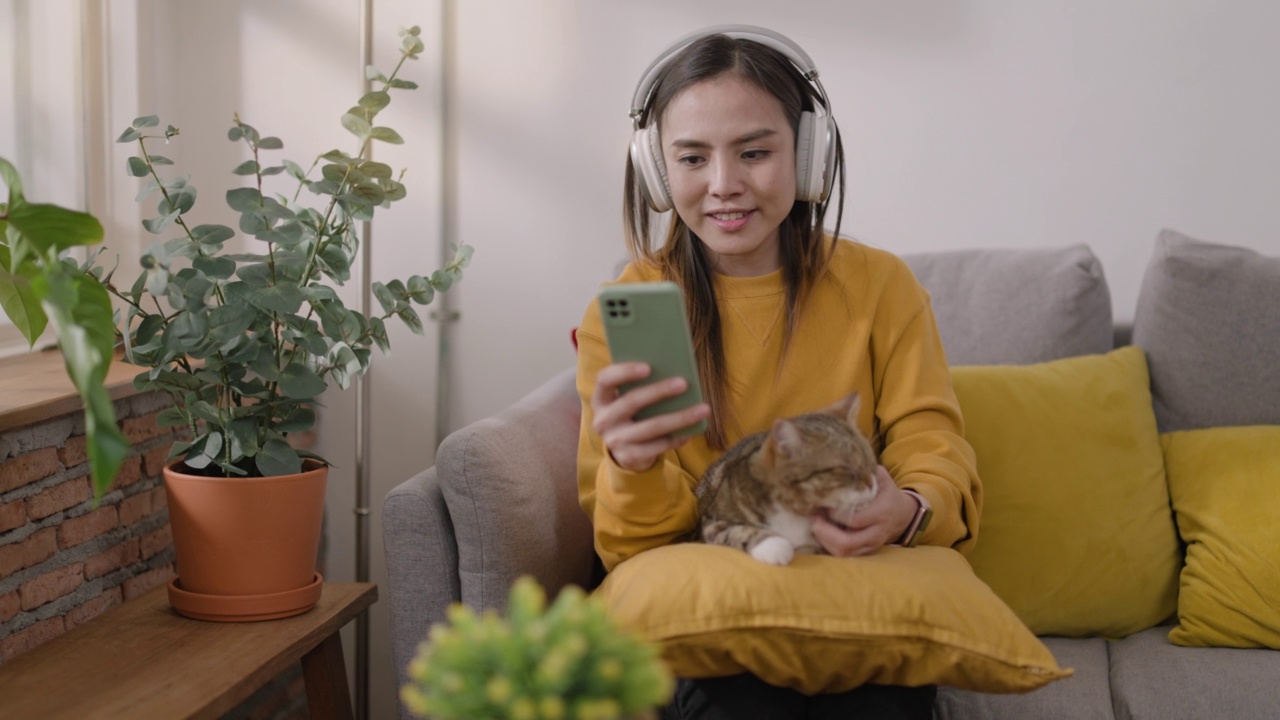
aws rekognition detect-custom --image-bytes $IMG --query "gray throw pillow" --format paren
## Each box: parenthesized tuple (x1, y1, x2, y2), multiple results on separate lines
(1131, 229, 1280, 432)
(901, 245, 1114, 365)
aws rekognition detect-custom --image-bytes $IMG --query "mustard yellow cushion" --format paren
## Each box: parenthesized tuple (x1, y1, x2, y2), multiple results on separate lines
(1163, 425, 1280, 648)
(595, 543, 1070, 694)
(950, 346, 1180, 637)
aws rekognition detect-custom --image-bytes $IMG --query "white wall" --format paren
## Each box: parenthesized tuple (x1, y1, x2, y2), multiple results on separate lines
(447, 0, 1280, 432)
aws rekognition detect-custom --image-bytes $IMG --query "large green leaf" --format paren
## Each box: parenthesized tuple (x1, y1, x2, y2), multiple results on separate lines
(1, 157, 25, 202)
(34, 271, 117, 381)
(0, 249, 47, 345)
(34, 269, 126, 497)
(5, 202, 104, 252)
(83, 393, 130, 498)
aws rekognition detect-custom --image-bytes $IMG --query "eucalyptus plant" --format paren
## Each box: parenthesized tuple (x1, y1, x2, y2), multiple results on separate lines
(0, 26, 470, 494)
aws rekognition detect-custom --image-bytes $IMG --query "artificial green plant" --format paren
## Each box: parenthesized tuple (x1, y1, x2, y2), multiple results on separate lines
(402, 577, 673, 720)
(0, 26, 470, 495)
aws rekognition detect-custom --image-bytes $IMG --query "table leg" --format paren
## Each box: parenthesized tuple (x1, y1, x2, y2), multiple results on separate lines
(301, 632, 355, 720)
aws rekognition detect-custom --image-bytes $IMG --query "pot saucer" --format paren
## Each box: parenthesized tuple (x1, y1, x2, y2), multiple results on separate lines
(167, 573, 324, 622)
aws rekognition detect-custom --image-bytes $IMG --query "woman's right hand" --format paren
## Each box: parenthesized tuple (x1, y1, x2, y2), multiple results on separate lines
(590, 361, 711, 472)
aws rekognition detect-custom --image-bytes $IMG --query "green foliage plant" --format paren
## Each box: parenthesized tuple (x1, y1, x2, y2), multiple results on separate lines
(0, 26, 470, 494)
(402, 577, 674, 720)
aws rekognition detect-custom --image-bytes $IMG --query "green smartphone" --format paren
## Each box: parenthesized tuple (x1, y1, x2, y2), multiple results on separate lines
(598, 282, 708, 437)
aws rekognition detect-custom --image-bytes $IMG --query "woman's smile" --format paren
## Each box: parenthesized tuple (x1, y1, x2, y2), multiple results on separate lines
(708, 209, 754, 231)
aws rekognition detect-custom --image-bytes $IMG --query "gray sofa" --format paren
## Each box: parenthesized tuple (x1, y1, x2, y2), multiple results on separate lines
(384, 229, 1280, 719)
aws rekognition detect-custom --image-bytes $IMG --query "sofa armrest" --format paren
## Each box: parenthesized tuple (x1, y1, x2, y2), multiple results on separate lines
(436, 367, 596, 611)
(383, 466, 460, 703)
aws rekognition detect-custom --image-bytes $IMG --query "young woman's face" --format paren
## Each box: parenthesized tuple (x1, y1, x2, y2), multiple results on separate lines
(660, 74, 797, 277)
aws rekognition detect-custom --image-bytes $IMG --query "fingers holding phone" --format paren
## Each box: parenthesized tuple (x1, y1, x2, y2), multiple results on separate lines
(591, 361, 709, 471)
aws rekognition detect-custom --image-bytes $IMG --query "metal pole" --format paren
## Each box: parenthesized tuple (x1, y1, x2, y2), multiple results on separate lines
(433, 0, 460, 446)
(354, 0, 374, 717)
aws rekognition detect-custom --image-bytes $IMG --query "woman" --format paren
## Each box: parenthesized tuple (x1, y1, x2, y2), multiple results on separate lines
(575, 26, 980, 719)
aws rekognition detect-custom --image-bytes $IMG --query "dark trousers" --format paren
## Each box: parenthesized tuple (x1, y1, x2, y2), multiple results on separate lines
(662, 674, 936, 720)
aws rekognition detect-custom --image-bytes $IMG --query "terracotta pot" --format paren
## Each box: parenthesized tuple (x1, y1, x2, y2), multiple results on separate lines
(163, 458, 327, 621)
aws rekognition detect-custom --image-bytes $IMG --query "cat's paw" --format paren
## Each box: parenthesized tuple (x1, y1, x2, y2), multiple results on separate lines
(749, 536, 795, 565)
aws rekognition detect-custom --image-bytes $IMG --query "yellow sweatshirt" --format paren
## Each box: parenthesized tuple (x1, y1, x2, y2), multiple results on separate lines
(575, 239, 981, 571)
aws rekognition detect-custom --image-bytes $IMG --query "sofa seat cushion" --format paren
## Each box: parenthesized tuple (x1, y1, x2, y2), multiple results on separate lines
(902, 244, 1113, 365)
(950, 346, 1180, 637)
(1108, 624, 1280, 719)
(1131, 229, 1280, 431)
(936, 637, 1114, 720)
(596, 543, 1070, 695)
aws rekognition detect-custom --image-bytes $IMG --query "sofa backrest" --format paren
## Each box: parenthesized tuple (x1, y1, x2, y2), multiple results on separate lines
(902, 244, 1115, 365)
(1131, 229, 1280, 431)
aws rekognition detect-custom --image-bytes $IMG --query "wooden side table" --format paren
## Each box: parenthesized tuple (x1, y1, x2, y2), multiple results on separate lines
(0, 581, 376, 720)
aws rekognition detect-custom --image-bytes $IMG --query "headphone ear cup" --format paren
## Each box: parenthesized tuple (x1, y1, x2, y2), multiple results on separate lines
(794, 110, 834, 203)
(794, 111, 816, 201)
(630, 125, 673, 213)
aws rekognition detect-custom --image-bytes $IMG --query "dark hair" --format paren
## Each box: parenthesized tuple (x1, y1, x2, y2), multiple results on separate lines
(623, 33, 846, 448)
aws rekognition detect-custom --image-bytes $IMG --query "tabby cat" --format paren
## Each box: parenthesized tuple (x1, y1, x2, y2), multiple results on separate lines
(694, 393, 879, 566)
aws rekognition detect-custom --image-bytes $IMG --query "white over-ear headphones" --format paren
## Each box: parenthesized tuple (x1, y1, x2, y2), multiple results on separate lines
(629, 25, 839, 214)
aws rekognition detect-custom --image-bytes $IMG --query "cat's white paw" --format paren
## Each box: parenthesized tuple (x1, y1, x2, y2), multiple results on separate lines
(750, 536, 795, 565)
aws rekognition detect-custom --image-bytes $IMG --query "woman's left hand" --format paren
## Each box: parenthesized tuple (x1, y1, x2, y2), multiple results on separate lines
(811, 466, 918, 557)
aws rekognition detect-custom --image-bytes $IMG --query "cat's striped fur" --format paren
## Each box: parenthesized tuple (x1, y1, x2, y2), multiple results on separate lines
(694, 393, 879, 565)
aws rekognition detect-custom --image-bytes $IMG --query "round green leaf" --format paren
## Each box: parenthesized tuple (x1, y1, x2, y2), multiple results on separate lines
(279, 363, 327, 399)
(256, 438, 302, 477)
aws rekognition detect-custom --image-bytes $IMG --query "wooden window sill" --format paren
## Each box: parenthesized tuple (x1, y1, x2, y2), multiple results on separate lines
(0, 349, 149, 433)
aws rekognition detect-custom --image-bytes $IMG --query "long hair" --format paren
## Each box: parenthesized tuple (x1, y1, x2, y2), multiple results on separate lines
(623, 33, 847, 449)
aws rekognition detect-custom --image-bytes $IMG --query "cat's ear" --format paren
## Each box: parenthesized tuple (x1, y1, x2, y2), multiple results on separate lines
(824, 392, 861, 426)
(766, 419, 805, 461)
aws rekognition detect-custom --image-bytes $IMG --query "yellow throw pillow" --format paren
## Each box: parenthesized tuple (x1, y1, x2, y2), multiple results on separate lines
(595, 543, 1070, 694)
(950, 346, 1180, 637)
(1163, 426, 1280, 648)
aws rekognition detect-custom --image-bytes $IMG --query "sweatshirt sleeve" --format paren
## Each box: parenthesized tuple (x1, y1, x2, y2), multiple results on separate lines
(871, 265, 983, 553)
(575, 300, 701, 572)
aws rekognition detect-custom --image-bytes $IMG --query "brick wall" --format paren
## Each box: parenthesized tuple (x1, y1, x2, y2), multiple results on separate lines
(0, 390, 321, 720)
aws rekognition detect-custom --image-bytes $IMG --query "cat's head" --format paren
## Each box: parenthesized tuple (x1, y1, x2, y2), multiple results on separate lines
(750, 393, 880, 515)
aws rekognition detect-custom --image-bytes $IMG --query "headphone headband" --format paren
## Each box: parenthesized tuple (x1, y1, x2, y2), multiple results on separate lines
(629, 24, 829, 130)
(627, 25, 839, 211)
